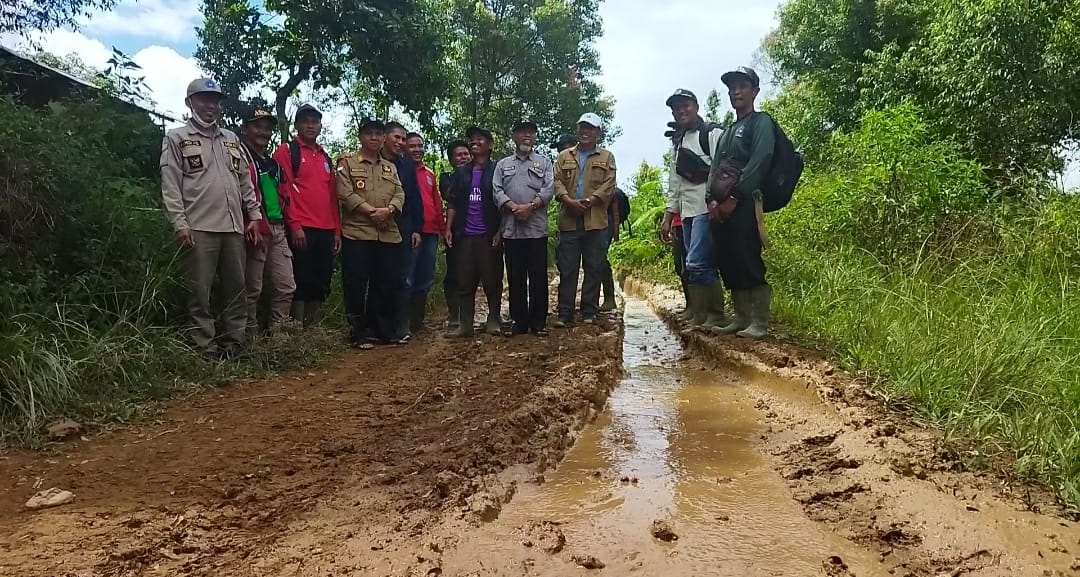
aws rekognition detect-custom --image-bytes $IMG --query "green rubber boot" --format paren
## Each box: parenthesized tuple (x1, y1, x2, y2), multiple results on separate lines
(713, 290, 751, 335)
(737, 285, 771, 339)
(686, 284, 709, 326)
(676, 280, 694, 321)
(701, 283, 727, 331)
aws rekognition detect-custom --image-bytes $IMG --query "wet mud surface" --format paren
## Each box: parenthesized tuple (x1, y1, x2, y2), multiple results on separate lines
(4, 279, 1080, 577)
(0, 292, 623, 577)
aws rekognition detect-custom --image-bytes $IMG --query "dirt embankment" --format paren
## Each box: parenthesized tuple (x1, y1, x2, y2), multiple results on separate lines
(0, 312, 623, 577)
(626, 277, 1080, 577)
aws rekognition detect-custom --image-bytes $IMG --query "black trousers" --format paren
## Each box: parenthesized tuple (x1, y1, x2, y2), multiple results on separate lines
(504, 238, 549, 331)
(556, 229, 605, 320)
(673, 224, 687, 279)
(443, 244, 459, 308)
(712, 198, 766, 291)
(290, 226, 335, 302)
(341, 238, 399, 342)
(457, 234, 503, 318)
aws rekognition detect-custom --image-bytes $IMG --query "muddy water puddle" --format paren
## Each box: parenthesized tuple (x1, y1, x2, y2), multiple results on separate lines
(444, 297, 888, 576)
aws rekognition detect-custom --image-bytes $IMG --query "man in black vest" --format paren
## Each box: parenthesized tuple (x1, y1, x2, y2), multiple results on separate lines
(444, 126, 503, 337)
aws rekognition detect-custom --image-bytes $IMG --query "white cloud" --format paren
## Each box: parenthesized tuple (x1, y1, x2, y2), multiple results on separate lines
(82, 0, 202, 44)
(3, 29, 205, 123)
(596, 0, 782, 183)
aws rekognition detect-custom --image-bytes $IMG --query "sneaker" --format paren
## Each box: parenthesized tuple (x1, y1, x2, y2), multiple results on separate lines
(552, 319, 572, 329)
(581, 317, 596, 326)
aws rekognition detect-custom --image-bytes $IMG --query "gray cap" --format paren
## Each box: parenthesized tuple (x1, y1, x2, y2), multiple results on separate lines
(721, 66, 760, 88)
(186, 78, 224, 98)
(295, 103, 323, 120)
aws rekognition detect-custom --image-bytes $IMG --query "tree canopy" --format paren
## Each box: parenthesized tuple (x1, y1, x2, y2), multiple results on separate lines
(764, 0, 1080, 181)
(195, 0, 451, 132)
(1, 0, 116, 34)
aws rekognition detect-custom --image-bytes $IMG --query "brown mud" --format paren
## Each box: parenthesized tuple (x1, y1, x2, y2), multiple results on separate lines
(0, 294, 623, 577)
(4, 278, 1080, 577)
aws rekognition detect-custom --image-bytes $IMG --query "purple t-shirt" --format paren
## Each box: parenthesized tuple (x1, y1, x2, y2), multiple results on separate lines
(464, 167, 486, 236)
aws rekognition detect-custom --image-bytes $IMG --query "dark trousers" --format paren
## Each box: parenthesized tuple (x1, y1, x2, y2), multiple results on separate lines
(712, 198, 766, 291)
(458, 234, 503, 319)
(290, 226, 335, 302)
(556, 229, 605, 320)
(443, 244, 459, 312)
(504, 238, 549, 331)
(673, 224, 689, 300)
(391, 237, 412, 337)
(341, 238, 399, 342)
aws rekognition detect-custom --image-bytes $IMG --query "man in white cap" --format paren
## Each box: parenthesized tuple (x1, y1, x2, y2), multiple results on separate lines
(552, 112, 617, 327)
(160, 78, 262, 359)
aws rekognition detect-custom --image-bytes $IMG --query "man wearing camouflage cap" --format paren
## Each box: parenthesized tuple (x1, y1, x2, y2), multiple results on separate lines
(160, 78, 262, 360)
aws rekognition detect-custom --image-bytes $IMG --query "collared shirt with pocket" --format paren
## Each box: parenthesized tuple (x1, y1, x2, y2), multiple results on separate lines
(160, 120, 261, 233)
(335, 153, 405, 243)
(552, 146, 617, 232)
(493, 151, 554, 239)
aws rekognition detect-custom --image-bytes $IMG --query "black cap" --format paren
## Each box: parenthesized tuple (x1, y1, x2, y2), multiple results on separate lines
(465, 125, 493, 141)
(357, 118, 385, 133)
(294, 103, 322, 120)
(242, 106, 277, 125)
(553, 133, 577, 150)
(721, 66, 760, 88)
(512, 119, 538, 133)
(665, 88, 697, 107)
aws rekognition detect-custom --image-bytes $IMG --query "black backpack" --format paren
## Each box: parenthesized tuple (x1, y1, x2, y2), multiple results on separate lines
(612, 187, 632, 235)
(756, 113, 803, 213)
(287, 140, 333, 178)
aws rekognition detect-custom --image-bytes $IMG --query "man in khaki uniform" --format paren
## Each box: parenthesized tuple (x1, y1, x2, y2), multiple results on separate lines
(336, 119, 406, 348)
(553, 112, 617, 327)
(161, 78, 262, 359)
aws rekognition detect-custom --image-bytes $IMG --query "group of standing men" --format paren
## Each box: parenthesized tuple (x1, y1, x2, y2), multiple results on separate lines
(661, 66, 774, 339)
(161, 77, 620, 358)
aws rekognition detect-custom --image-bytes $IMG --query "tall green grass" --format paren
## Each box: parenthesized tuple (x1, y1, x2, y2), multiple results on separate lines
(612, 104, 1080, 509)
(0, 96, 344, 445)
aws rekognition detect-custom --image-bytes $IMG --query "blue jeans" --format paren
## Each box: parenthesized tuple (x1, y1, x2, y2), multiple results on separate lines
(681, 214, 718, 286)
(406, 233, 439, 295)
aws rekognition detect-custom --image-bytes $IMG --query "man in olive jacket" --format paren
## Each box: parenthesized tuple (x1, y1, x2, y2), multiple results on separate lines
(552, 113, 617, 327)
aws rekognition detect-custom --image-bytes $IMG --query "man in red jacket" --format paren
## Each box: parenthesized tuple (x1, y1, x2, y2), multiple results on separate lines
(403, 132, 445, 332)
(240, 106, 296, 337)
(272, 103, 341, 328)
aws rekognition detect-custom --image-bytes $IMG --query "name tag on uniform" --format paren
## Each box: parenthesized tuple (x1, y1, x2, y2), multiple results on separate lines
(503, 164, 516, 175)
(527, 164, 544, 178)
(223, 141, 239, 149)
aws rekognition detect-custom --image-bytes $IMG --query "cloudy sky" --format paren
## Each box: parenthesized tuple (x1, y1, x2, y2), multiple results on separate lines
(2, 0, 1076, 187)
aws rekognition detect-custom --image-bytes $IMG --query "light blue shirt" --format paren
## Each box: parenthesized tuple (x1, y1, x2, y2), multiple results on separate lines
(575, 149, 593, 199)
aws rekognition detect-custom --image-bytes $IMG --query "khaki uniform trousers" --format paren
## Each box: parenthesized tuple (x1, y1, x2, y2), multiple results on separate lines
(185, 231, 247, 352)
(245, 222, 296, 331)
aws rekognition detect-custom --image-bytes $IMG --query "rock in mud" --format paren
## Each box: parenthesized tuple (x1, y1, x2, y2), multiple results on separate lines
(26, 487, 75, 510)
(650, 520, 679, 542)
(435, 471, 461, 498)
(46, 418, 81, 440)
(466, 491, 501, 523)
(571, 554, 605, 569)
(520, 521, 565, 554)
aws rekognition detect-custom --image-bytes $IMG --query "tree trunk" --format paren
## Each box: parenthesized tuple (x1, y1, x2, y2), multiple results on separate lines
(275, 63, 314, 140)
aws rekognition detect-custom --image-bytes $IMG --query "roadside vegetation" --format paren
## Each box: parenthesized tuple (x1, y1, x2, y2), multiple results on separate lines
(612, 0, 1080, 509)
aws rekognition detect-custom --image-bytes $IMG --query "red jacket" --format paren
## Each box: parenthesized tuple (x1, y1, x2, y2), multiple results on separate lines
(243, 146, 290, 237)
(272, 139, 341, 235)
(416, 163, 445, 235)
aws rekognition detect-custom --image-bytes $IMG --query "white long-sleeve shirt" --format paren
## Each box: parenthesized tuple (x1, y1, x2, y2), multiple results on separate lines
(666, 124, 724, 219)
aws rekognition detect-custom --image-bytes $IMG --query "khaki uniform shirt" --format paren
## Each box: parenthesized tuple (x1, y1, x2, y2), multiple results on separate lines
(493, 151, 554, 239)
(160, 120, 261, 233)
(553, 146, 617, 232)
(335, 152, 405, 243)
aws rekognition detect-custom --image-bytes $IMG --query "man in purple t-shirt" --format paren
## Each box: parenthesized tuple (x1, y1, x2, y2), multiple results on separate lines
(445, 126, 503, 337)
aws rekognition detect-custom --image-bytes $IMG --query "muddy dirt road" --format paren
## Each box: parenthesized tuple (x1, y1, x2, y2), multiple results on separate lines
(3, 282, 1080, 577)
